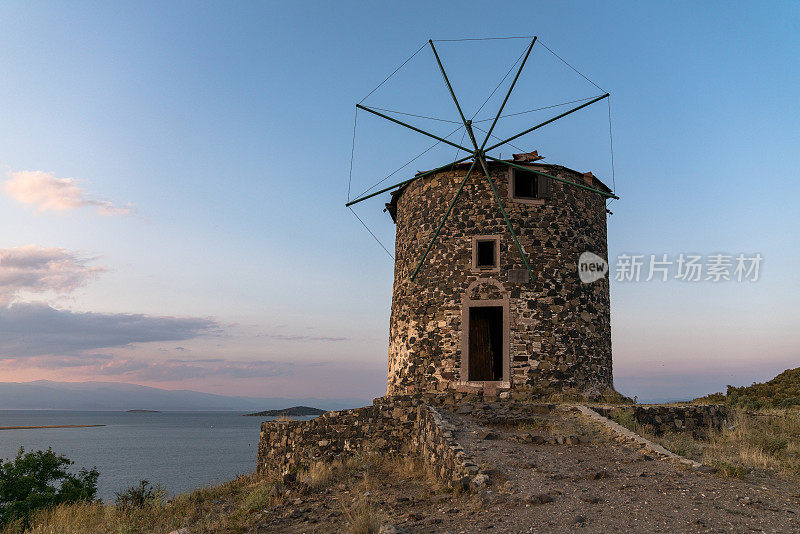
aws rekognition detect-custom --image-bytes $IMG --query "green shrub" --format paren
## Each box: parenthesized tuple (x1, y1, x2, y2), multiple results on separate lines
(658, 431, 706, 460)
(694, 368, 800, 408)
(712, 460, 749, 479)
(747, 432, 789, 455)
(114, 479, 167, 511)
(608, 408, 636, 431)
(240, 483, 273, 512)
(0, 447, 98, 527)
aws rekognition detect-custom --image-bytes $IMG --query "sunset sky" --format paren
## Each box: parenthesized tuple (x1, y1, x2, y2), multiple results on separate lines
(1, 2, 797, 402)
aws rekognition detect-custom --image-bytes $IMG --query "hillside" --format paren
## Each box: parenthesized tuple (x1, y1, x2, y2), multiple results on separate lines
(695, 367, 800, 408)
(244, 406, 326, 417)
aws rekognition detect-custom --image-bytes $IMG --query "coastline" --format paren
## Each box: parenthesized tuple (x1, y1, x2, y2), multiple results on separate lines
(0, 424, 107, 430)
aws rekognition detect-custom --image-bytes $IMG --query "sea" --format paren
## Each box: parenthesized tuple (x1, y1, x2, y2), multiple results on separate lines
(0, 410, 310, 503)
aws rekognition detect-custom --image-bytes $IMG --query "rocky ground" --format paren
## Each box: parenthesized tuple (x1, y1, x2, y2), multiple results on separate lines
(253, 407, 800, 533)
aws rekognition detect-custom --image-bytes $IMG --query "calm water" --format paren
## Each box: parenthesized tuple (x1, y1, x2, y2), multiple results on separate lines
(0, 410, 301, 502)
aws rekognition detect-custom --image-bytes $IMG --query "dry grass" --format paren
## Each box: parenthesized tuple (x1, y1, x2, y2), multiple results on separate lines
(344, 498, 382, 534)
(656, 431, 707, 460)
(611, 406, 800, 479)
(343, 468, 385, 534)
(701, 407, 800, 477)
(298, 461, 335, 490)
(1, 473, 277, 534)
(1, 502, 108, 534)
(3, 451, 445, 534)
(385, 451, 447, 493)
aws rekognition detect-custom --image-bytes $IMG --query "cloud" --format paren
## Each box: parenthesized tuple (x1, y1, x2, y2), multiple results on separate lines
(258, 333, 347, 342)
(0, 302, 218, 357)
(0, 245, 105, 304)
(0, 354, 112, 369)
(93, 358, 293, 381)
(0, 355, 292, 382)
(3, 170, 132, 215)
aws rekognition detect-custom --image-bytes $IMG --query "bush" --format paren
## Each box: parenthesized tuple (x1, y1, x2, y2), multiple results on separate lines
(114, 480, 166, 510)
(712, 460, 749, 479)
(0, 447, 98, 527)
(345, 498, 382, 534)
(608, 408, 636, 431)
(240, 483, 273, 512)
(747, 431, 789, 455)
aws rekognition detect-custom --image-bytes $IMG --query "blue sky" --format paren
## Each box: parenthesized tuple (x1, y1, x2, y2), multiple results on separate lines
(0, 1, 797, 402)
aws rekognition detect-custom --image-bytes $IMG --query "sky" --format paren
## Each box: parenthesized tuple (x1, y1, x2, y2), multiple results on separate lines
(0, 1, 797, 403)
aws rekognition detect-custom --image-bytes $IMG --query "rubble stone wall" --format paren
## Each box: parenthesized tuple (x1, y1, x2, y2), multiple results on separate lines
(412, 404, 480, 484)
(257, 397, 479, 486)
(387, 162, 612, 396)
(596, 405, 728, 437)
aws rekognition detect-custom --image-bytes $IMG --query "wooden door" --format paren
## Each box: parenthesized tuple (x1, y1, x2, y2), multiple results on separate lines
(469, 310, 493, 381)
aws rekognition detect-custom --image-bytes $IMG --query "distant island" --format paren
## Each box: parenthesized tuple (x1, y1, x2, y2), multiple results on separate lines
(243, 406, 326, 417)
(125, 409, 160, 413)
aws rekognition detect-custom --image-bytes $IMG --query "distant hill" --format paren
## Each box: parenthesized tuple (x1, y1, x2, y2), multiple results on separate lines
(244, 406, 326, 417)
(0, 381, 368, 411)
(694, 367, 800, 408)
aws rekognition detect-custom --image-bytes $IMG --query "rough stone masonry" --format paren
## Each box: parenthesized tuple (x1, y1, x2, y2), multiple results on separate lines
(385, 160, 613, 397)
(257, 160, 618, 486)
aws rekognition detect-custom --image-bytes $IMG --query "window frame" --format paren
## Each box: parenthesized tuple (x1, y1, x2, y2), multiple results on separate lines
(471, 235, 501, 273)
(508, 166, 546, 205)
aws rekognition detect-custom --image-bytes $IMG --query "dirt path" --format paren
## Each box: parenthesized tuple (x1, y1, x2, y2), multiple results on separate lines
(255, 407, 800, 533)
(436, 407, 800, 533)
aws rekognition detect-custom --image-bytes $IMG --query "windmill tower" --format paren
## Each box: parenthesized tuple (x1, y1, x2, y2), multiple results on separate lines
(347, 38, 618, 398)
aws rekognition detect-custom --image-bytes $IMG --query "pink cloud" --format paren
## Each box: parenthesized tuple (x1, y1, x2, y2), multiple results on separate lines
(3, 170, 132, 215)
(0, 245, 105, 305)
(0, 302, 218, 355)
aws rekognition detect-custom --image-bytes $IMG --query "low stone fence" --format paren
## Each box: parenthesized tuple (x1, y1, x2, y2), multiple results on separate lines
(412, 404, 480, 485)
(595, 404, 727, 438)
(257, 396, 480, 487)
(257, 396, 420, 475)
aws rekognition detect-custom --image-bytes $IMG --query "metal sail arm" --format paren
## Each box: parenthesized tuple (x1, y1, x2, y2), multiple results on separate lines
(479, 37, 537, 151)
(429, 40, 473, 140)
(344, 153, 474, 208)
(484, 155, 619, 199)
(347, 92, 610, 208)
(410, 159, 479, 281)
(484, 93, 609, 153)
(475, 154, 536, 283)
(355, 104, 473, 153)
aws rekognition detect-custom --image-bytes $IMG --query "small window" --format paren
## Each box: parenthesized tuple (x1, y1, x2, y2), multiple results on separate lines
(509, 168, 551, 203)
(514, 171, 539, 199)
(472, 235, 500, 272)
(476, 240, 496, 269)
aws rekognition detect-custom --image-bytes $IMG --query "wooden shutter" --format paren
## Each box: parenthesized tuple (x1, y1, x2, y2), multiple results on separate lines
(537, 174, 552, 199)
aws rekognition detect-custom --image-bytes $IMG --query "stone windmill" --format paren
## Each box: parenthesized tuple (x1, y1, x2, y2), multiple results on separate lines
(346, 38, 618, 398)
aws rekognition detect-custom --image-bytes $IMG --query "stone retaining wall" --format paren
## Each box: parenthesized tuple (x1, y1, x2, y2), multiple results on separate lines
(412, 404, 480, 485)
(257, 396, 479, 487)
(596, 405, 727, 438)
(257, 396, 420, 475)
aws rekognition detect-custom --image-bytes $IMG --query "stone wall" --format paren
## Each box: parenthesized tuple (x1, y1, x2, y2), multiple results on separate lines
(257, 396, 480, 487)
(387, 161, 612, 397)
(596, 405, 728, 438)
(257, 396, 419, 475)
(412, 404, 480, 485)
